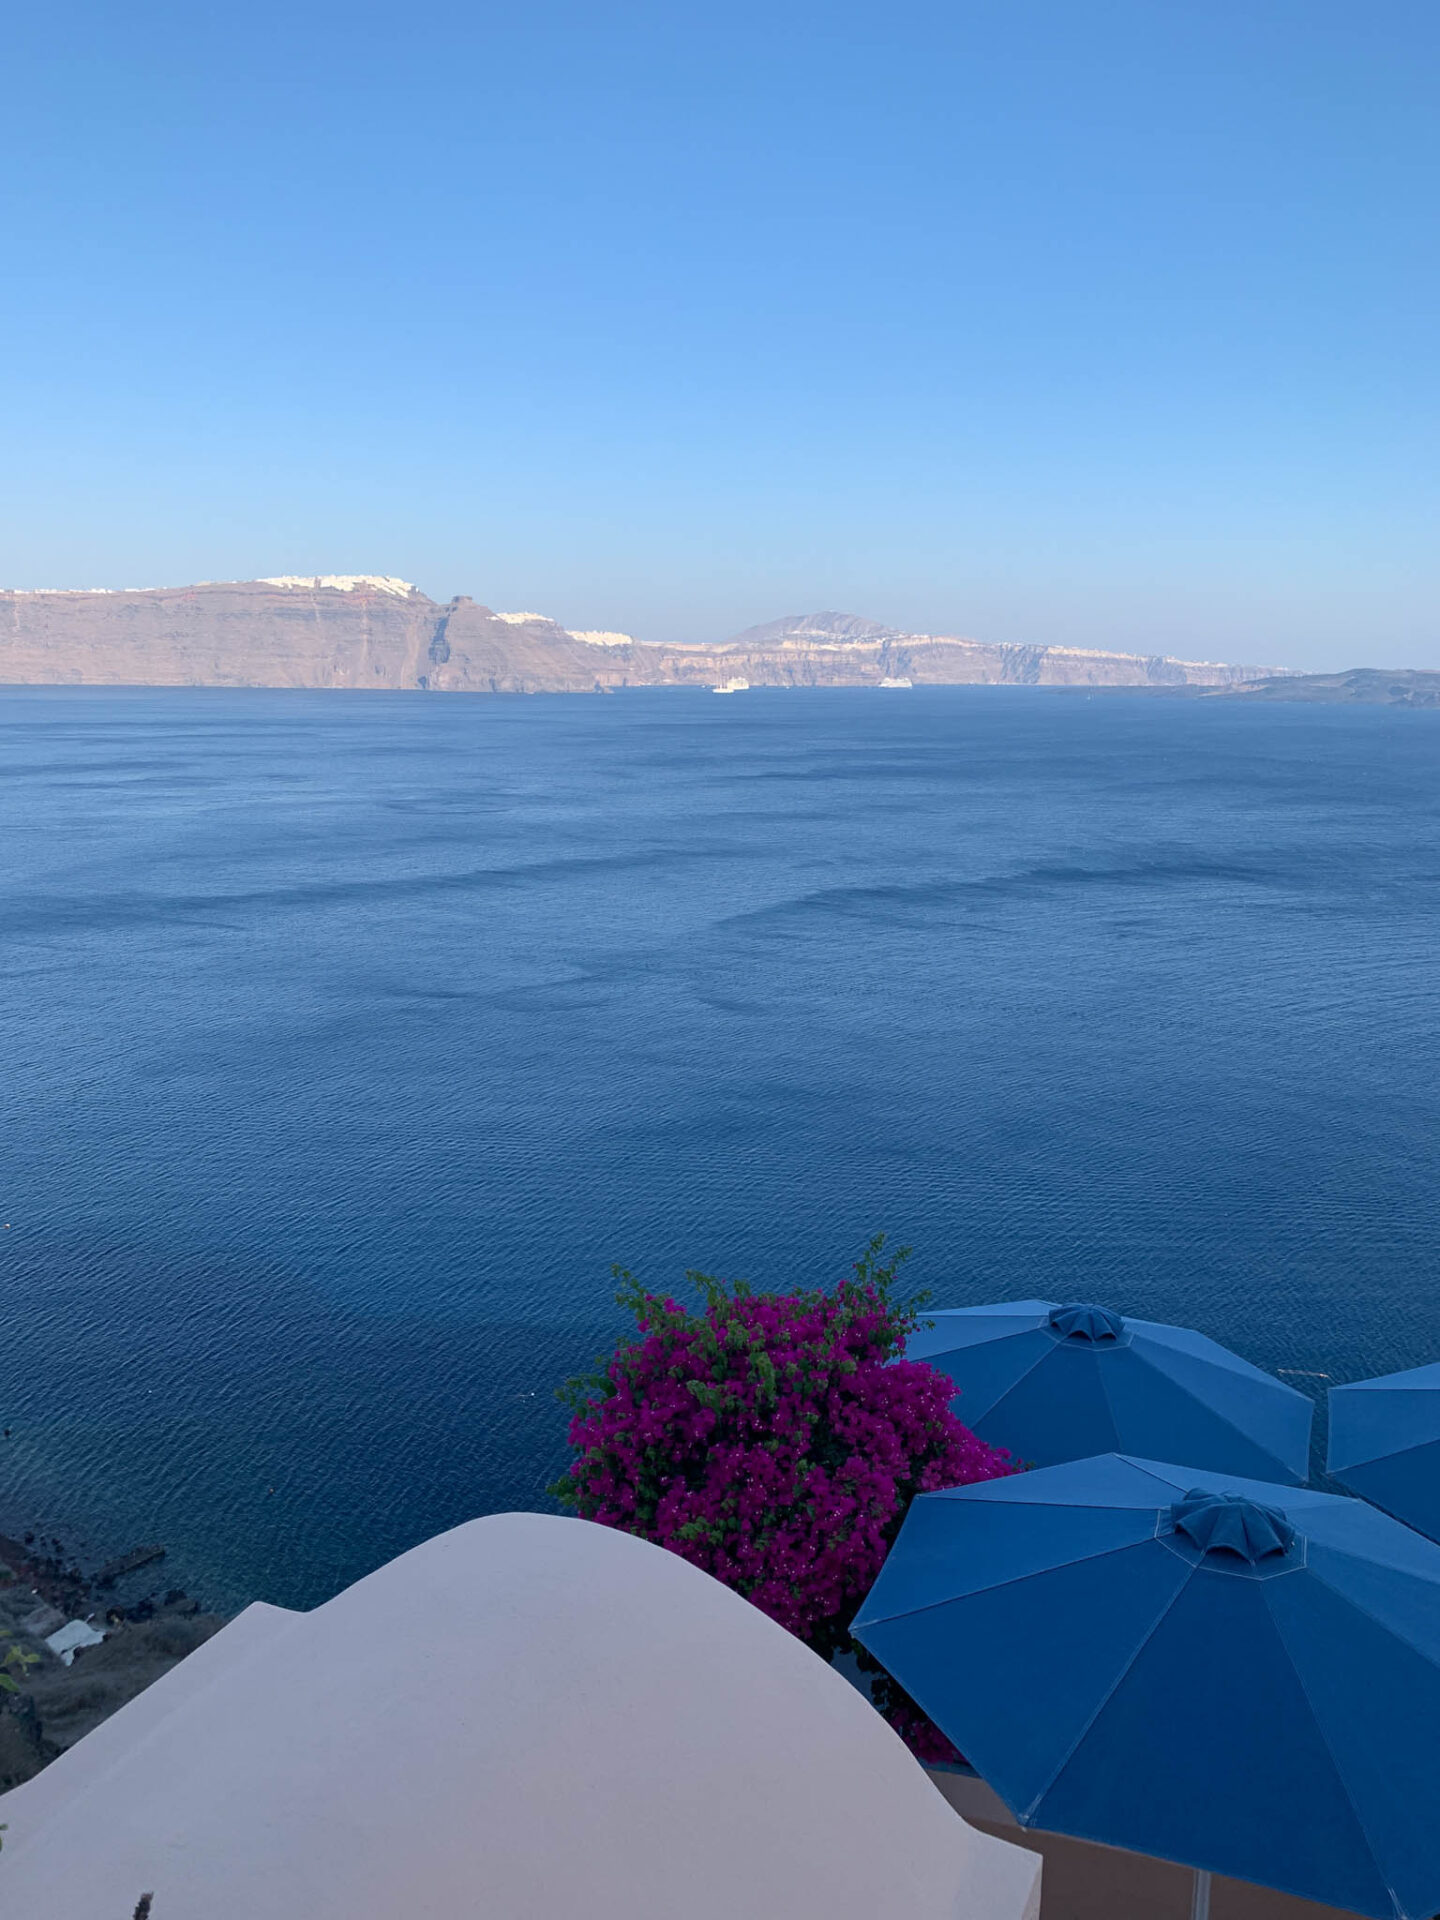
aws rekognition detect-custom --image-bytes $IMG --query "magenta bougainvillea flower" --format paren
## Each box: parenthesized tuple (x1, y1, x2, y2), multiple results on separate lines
(553, 1240, 1018, 1760)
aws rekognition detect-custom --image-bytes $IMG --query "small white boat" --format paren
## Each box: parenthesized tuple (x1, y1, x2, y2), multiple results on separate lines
(712, 678, 750, 694)
(878, 676, 912, 689)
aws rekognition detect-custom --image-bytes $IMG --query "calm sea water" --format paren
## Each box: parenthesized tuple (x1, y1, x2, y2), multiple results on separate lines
(2, 685, 1439, 1609)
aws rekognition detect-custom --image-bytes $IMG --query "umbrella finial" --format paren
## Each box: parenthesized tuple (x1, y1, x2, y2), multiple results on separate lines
(1167, 1490, 1296, 1565)
(1046, 1301, 1126, 1343)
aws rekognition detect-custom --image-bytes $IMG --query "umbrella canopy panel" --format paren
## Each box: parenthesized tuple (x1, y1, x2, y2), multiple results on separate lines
(853, 1453, 1440, 1920)
(1329, 1361, 1440, 1543)
(908, 1300, 1312, 1482)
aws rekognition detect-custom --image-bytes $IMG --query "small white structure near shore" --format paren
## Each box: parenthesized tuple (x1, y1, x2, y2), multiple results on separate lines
(42, 1618, 106, 1667)
(0, 1511, 1039, 1920)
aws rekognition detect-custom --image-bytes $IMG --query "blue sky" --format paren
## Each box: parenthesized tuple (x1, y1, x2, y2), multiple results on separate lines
(3, 1, 1436, 667)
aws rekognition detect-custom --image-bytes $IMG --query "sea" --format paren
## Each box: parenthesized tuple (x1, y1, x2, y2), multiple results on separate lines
(2, 683, 1439, 1612)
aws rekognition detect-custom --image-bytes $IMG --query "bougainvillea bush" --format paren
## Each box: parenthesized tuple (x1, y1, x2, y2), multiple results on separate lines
(553, 1239, 1017, 1760)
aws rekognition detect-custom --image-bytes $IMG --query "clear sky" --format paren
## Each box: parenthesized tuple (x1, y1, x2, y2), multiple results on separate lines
(3, 1, 1437, 667)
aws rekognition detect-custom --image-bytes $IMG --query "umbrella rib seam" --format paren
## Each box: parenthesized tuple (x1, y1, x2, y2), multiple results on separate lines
(1260, 1580, 1402, 1919)
(1305, 1557, 1440, 1657)
(1332, 1434, 1440, 1477)
(853, 1539, 1155, 1628)
(1110, 1360, 1294, 1476)
(946, 1344, 1055, 1428)
(1020, 1563, 1196, 1821)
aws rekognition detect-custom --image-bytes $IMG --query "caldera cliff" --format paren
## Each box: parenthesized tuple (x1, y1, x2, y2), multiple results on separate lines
(0, 580, 1273, 692)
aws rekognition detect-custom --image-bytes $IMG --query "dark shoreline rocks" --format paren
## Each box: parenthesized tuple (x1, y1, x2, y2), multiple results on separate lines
(0, 1526, 229, 1789)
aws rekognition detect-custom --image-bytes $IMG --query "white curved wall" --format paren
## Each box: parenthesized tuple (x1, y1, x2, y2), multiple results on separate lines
(0, 1512, 1040, 1920)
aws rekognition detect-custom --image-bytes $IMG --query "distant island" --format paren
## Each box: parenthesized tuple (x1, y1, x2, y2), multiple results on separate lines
(1218, 668, 1440, 708)
(0, 579, 1274, 693)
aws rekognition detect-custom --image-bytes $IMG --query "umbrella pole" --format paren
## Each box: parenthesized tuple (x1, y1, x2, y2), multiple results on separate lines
(1191, 1869, 1212, 1920)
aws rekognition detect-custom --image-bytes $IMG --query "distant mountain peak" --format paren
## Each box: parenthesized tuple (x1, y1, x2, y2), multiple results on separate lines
(725, 611, 903, 649)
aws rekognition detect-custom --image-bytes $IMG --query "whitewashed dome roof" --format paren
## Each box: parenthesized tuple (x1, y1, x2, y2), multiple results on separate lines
(0, 1511, 1040, 1920)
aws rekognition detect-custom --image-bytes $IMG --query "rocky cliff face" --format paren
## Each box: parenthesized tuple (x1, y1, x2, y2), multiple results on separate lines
(0, 582, 1272, 691)
(711, 611, 1271, 688)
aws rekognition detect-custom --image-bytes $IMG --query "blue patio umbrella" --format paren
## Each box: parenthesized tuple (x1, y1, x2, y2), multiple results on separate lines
(852, 1453, 1440, 1920)
(1329, 1361, 1440, 1541)
(908, 1300, 1312, 1482)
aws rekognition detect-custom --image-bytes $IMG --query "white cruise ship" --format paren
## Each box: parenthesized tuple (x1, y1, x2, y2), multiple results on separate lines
(712, 677, 750, 693)
(878, 676, 912, 688)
